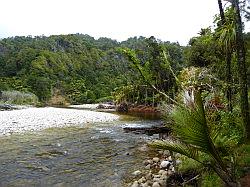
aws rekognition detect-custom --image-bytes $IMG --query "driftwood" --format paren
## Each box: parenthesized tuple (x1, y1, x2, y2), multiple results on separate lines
(123, 126, 171, 138)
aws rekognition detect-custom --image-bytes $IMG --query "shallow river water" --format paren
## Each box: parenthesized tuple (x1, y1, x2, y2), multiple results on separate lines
(0, 110, 161, 187)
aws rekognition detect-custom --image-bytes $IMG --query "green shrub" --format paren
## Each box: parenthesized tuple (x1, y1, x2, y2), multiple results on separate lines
(201, 172, 223, 187)
(1, 90, 38, 105)
(95, 96, 113, 103)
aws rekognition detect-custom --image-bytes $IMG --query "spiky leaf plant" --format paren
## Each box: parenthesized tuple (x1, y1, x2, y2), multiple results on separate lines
(149, 89, 240, 187)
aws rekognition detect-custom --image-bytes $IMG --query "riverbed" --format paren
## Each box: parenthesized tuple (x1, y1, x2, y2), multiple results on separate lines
(0, 107, 161, 186)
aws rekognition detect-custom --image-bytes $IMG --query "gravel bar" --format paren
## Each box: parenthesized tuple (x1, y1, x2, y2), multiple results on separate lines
(0, 107, 119, 136)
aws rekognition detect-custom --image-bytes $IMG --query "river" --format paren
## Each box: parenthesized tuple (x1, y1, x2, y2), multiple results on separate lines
(0, 107, 161, 186)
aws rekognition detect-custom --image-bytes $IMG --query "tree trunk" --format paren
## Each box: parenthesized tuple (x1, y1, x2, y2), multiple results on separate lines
(218, 0, 225, 22)
(218, 0, 233, 112)
(231, 0, 250, 140)
(212, 164, 239, 187)
(226, 52, 233, 112)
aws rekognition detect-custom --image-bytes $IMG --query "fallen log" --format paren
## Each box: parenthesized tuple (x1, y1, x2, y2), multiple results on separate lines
(123, 126, 171, 137)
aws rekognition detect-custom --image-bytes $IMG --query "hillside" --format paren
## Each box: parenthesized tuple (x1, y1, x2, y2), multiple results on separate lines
(0, 34, 183, 104)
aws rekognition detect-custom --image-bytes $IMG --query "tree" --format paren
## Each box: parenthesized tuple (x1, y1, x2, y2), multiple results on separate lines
(217, 0, 233, 112)
(231, 0, 250, 141)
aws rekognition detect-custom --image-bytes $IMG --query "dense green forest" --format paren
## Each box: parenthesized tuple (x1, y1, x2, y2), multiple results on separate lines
(0, 31, 249, 106)
(0, 34, 184, 105)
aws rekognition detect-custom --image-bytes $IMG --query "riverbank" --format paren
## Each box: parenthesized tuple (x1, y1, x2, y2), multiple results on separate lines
(0, 107, 119, 136)
(128, 148, 181, 187)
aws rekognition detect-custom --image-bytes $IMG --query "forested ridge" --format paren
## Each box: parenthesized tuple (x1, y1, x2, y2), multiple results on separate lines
(0, 31, 249, 107)
(0, 34, 183, 104)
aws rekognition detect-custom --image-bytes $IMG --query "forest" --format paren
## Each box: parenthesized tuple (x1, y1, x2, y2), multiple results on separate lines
(0, 0, 250, 186)
(0, 33, 184, 105)
(1, 31, 248, 106)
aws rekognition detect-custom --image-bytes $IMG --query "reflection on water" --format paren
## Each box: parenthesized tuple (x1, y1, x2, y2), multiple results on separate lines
(0, 116, 161, 186)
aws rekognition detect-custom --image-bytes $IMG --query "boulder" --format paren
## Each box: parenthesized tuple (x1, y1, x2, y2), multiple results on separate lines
(160, 160, 171, 169)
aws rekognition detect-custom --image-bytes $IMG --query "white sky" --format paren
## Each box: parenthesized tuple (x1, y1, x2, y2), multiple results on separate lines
(0, 0, 249, 45)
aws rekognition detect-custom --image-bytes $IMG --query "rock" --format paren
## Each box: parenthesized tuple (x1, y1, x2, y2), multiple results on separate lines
(143, 160, 148, 165)
(145, 180, 152, 186)
(159, 179, 166, 186)
(160, 175, 167, 180)
(168, 156, 172, 161)
(132, 170, 142, 176)
(131, 181, 139, 187)
(160, 160, 170, 168)
(169, 165, 173, 170)
(171, 166, 175, 172)
(161, 171, 168, 176)
(97, 104, 115, 109)
(153, 178, 160, 183)
(138, 177, 146, 183)
(167, 170, 172, 175)
(141, 177, 146, 182)
(141, 183, 149, 187)
(152, 157, 160, 162)
(152, 182, 161, 187)
(158, 150, 163, 154)
(163, 150, 170, 156)
(0, 104, 16, 111)
(147, 159, 153, 164)
(153, 174, 161, 178)
(145, 172, 153, 180)
(158, 170, 165, 175)
(145, 164, 151, 170)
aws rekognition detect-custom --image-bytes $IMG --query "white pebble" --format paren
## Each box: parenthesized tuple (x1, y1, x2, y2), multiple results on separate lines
(152, 182, 160, 187)
(160, 160, 171, 168)
(132, 170, 142, 176)
(152, 157, 160, 162)
(131, 181, 139, 187)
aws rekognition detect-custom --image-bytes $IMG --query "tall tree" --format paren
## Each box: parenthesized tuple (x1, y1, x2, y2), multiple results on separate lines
(231, 0, 250, 140)
(217, 0, 233, 112)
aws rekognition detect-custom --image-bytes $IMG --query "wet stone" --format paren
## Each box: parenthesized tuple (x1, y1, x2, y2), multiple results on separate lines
(132, 170, 142, 176)
(145, 164, 151, 170)
(152, 157, 160, 162)
(152, 182, 161, 187)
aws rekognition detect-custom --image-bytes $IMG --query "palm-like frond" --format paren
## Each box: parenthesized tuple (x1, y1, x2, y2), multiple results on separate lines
(159, 91, 226, 170)
(171, 104, 217, 156)
(149, 140, 199, 162)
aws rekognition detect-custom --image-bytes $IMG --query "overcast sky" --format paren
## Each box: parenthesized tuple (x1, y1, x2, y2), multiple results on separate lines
(0, 0, 249, 45)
